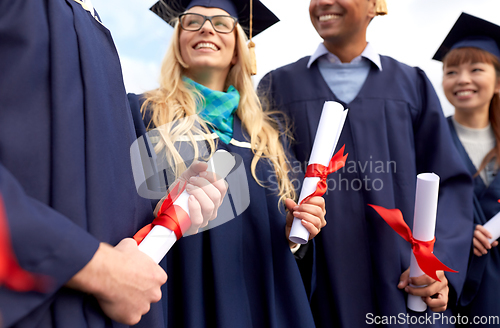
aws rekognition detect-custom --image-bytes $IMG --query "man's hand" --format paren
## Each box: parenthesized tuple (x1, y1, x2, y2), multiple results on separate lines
(473, 224, 499, 257)
(398, 268, 448, 312)
(66, 239, 167, 325)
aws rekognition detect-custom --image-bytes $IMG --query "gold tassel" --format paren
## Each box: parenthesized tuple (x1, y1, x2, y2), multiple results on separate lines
(248, 41, 257, 76)
(376, 0, 388, 16)
(248, 0, 257, 75)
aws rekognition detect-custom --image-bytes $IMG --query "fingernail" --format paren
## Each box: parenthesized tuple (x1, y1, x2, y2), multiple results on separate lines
(186, 184, 193, 191)
(188, 195, 195, 201)
(405, 286, 409, 292)
(189, 177, 197, 182)
(301, 219, 308, 225)
(294, 211, 300, 216)
(408, 278, 412, 285)
(293, 206, 299, 210)
(199, 171, 208, 177)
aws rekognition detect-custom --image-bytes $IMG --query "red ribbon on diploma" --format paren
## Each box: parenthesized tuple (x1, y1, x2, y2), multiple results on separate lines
(134, 181, 191, 243)
(368, 204, 458, 282)
(0, 195, 47, 292)
(301, 145, 348, 204)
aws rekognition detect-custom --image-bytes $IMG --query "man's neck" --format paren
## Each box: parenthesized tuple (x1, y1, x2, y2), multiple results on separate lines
(323, 38, 368, 63)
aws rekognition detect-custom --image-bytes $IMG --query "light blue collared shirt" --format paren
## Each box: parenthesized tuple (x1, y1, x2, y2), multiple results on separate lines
(307, 43, 383, 104)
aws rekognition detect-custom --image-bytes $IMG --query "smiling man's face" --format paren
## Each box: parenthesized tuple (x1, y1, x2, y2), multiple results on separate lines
(309, 0, 376, 46)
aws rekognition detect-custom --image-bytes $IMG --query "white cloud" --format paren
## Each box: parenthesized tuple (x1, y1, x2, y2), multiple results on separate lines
(119, 54, 161, 94)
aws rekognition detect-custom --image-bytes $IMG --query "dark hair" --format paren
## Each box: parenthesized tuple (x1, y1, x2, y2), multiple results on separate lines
(444, 47, 500, 176)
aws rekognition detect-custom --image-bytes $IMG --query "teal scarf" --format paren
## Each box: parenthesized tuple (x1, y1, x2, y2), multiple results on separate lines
(184, 77, 240, 144)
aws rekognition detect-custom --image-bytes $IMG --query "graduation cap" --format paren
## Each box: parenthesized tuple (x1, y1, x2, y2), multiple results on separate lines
(433, 13, 500, 62)
(150, 0, 280, 75)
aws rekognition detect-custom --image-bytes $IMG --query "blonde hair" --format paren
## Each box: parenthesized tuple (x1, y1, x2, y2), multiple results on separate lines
(142, 20, 296, 207)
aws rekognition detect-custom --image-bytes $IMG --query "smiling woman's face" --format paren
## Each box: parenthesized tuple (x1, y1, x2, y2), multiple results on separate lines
(443, 60, 499, 115)
(179, 6, 237, 79)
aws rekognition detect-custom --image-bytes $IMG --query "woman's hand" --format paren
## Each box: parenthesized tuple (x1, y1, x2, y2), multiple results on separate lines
(473, 224, 499, 257)
(285, 196, 326, 248)
(154, 160, 228, 236)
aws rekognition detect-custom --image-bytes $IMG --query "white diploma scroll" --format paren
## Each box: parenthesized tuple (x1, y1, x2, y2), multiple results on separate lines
(483, 211, 500, 244)
(289, 101, 348, 244)
(138, 150, 236, 263)
(408, 173, 440, 312)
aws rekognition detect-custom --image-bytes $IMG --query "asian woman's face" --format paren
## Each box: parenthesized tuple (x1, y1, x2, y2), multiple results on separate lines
(443, 60, 500, 114)
(179, 6, 237, 78)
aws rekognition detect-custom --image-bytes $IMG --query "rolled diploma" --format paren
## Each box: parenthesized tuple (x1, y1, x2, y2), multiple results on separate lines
(138, 150, 235, 263)
(483, 211, 500, 244)
(289, 101, 348, 244)
(408, 173, 440, 312)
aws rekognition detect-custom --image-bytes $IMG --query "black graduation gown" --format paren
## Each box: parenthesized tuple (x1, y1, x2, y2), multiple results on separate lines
(447, 117, 500, 326)
(128, 93, 316, 328)
(0, 1, 163, 327)
(258, 56, 474, 327)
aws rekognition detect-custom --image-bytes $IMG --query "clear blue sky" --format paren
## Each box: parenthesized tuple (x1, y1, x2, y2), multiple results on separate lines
(92, 0, 500, 116)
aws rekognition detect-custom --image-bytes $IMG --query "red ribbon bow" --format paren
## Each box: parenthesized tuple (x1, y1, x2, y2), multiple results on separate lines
(0, 195, 48, 292)
(368, 204, 457, 282)
(134, 181, 191, 244)
(301, 145, 348, 204)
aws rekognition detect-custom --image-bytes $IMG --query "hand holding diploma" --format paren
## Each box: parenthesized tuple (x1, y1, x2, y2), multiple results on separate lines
(472, 224, 499, 256)
(175, 159, 229, 235)
(285, 197, 326, 249)
(369, 173, 458, 312)
(134, 150, 233, 263)
(67, 240, 168, 325)
(289, 101, 348, 244)
(398, 268, 449, 312)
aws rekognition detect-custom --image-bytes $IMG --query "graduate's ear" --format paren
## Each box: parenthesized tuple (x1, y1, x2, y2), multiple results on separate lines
(495, 76, 500, 95)
(367, 0, 377, 19)
(231, 48, 238, 66)
(231, 29, 238, 66)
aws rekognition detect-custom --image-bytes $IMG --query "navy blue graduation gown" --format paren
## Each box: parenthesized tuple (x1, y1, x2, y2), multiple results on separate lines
(447, 117, 500, 326)
(0, 1, 163, 327)
(128, 93, 316, 328)
(258, 56, 474, 327)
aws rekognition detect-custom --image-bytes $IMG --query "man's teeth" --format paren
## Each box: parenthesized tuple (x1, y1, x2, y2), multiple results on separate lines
(456, 91, 474, 96)
(319, 14, 341, 22)
(195, 43, 218, 51)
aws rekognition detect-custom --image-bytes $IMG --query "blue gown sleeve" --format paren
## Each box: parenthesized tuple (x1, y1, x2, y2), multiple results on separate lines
(0, 1, 100, 325)
(0, 164, 99, 327)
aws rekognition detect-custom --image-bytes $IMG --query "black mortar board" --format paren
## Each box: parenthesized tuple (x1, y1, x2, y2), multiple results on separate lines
(150, 0, 279, 38)
(433, 12, 500, 61)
